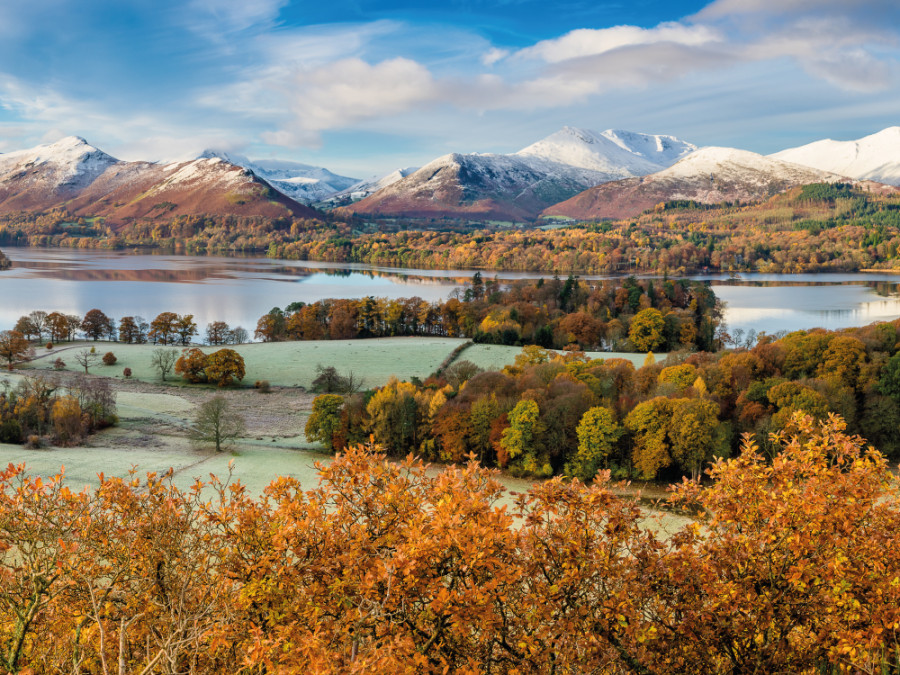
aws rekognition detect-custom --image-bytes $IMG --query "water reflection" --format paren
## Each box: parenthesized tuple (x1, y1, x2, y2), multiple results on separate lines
(2, 248, 900, 337)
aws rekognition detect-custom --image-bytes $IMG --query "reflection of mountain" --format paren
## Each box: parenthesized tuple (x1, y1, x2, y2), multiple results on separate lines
(14, 265, 317, 284)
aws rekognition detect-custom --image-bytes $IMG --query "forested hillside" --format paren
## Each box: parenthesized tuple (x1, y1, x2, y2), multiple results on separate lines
(4, 183, 900, 275)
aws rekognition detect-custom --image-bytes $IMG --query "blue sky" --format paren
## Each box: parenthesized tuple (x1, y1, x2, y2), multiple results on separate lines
(0, 0, 898, 177)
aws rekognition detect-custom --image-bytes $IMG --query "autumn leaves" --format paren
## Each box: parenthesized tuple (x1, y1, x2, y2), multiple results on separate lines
(2, 415, 899, 672)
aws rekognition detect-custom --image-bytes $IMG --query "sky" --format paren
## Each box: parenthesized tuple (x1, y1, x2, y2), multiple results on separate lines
(0, 0, 899, 178)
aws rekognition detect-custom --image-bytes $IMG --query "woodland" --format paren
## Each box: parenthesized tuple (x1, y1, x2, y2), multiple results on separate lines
(2, 416, 900, 674)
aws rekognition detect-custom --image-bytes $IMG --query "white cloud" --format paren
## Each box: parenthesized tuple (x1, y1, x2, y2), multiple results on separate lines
(516, 23, 722, 63)
(256, 58, 438, 147)
(481, 48, 510, 66)
(184, 0, 288, 36)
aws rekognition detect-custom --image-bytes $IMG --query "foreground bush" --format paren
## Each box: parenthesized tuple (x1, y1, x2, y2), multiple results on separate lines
(0, 413, 898, 673)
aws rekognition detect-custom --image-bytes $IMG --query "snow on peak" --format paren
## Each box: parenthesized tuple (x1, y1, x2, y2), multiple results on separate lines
(516, 126, 695, 178)
(601, 129, 696, 164)
(772, 127, 900, 186)
(197, 148, 357, 203)
(331, 166, 419, 202)
(0, 136, 119, 192)
(659, 146, 838, 183)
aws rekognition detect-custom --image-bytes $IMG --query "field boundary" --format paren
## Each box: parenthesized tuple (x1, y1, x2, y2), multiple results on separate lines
(431, 340, 474, 378)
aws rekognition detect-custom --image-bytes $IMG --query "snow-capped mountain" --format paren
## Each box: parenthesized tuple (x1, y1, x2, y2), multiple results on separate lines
(342, 151, 617, 221)
(0, 137, 317, 223)
(198, 150, 358, 204)
(325, 167, 420, 205)
(0, 136, 120, 210)
(543, 147, 842, 221)
(343, 127, 696, 221)
(516, 127, 696, 177)
(771, 127, 900, 186)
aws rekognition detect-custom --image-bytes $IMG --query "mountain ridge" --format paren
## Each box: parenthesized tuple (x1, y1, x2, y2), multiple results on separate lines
(542, 147, 846, 220)
(342, 126, 697, 221)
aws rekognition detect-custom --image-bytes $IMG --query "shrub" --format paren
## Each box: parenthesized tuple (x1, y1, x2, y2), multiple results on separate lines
(53, 358, 66, 371)
(123, 367, 132, 378)
(45, 342, 53, 350)
(24, 434, 43, 449)
(102, 352, 117, 366)
(90, 346, 96, 354)
(255, 380, 271, 393)
(0, 418, 22, 443)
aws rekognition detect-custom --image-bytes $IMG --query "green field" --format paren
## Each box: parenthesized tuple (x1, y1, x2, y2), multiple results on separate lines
(26, 337, 469, 388)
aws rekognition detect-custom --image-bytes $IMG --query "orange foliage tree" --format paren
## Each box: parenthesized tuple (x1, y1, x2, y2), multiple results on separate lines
(1, 415, 900, 672)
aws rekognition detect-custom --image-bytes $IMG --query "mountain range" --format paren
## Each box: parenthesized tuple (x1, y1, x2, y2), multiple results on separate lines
(0, 137, 317, 224)
(0, 127, 898, 226)
(771, 127, 900, 186)
(340, 128, 697, 221)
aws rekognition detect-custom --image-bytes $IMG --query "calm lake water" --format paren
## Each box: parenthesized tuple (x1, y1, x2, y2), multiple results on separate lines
(2, 247, 900, 337)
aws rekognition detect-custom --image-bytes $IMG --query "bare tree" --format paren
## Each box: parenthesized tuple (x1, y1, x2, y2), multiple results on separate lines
(74, 349, 100, 374)
(188, 396, 246, 452)
(151, 349, 178, 382)
(229, 326, 249, 345)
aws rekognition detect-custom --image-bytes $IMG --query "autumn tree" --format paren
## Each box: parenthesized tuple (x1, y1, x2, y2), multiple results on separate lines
(0, 331, 30, 370)
(118, 315, 148, 344)
(625, 396, 674, 479)
(365, 378, 424, 455)
(27, 310, 48, 344)
(628, 307, 665, 352)
(565, 406, 621, 481)
(255, 309, 285, 342)
(305, 394, 344, 451)
(80, 308, 113, 341)
(175, 347, 209, 383)
(204, 348, 245, 387)
(13, 316, 38, 342)
(176, 314, 198, 345)
(189, 395, 246, 452)
(50, 395, 82, 444)
(669, 397, 727, 480)
(45, 312, 70, 343)
(499, 399, 549, 476)
(148, 312, 179, 345)
(205, 321, 231, 345)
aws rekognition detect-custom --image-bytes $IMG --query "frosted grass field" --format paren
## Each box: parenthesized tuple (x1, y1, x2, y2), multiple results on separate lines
(26, 337, 470, 388)
(460, 344, 662, 371)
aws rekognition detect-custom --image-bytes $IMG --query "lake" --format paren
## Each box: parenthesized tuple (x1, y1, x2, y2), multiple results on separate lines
(2, 247, 900, 337)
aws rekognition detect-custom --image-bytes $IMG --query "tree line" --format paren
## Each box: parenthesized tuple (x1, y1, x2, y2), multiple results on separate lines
(2, 417, 900, 673)
(255, 275, 725, 353)
(0, 372, 116, 446)
(308, 317, 900, 480)
(10, 309, 249, 347)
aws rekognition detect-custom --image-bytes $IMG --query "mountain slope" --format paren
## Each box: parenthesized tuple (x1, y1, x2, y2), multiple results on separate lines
(516, 127, 695, 177)
(343, 127, 696, 221)
(771, 127, 900, 186)
(324, 167, 419, 206)
(0, 137, 120, 211)
(0, 137, 318, 223)
(543, 147, 842, 220)
(341, 152, 614, 221)
(66, 157, 316, 224)
(199, 150, 358, 203)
